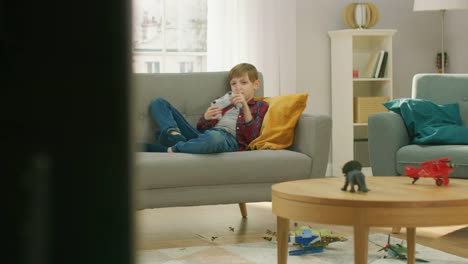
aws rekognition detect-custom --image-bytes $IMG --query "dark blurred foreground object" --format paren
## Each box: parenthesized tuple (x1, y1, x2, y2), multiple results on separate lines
(3, 1, 134, 264)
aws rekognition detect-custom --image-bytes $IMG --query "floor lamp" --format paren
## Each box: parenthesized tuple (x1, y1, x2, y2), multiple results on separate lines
(413, 0, 468, 73)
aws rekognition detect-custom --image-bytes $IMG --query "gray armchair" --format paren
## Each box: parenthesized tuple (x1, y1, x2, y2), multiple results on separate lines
(368, 74, 468, 179)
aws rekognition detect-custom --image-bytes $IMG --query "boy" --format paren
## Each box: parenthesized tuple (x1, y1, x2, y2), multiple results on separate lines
(144, 63, 269, 154)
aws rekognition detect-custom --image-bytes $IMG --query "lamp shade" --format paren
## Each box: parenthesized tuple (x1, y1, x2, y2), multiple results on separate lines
(414, 0, 468, 11)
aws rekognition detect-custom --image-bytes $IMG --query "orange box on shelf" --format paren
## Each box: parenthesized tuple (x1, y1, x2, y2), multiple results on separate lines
(353, 96, 389, 123)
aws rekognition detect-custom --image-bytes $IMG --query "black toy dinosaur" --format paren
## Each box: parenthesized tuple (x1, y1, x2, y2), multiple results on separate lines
(341, 160, 369, 193)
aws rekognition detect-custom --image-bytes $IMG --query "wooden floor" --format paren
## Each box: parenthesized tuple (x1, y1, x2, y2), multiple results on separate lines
(136, 202, 468, 259)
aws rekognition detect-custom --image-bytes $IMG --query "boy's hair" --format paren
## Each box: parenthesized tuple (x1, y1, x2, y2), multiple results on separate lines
(228, 63, 258, 82)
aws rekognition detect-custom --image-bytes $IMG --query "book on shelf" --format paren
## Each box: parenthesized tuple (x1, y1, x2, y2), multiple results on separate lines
(363, 51, 380, 78)
(371, 51, 382, 78)
(362, 50, 389, 79)
(373, 50, 386, 78)
(377, 51, 388, 78)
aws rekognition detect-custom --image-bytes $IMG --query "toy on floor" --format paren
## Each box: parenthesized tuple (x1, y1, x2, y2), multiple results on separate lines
(287, 226, 347, 256)
(341, 160, 369, 193)
(371, 234, 429, 262)
(288, 228, 322, 255)
(404, 157, 455, 186)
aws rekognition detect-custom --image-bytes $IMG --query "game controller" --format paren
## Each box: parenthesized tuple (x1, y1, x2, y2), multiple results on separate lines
(211, 92, 243, 119)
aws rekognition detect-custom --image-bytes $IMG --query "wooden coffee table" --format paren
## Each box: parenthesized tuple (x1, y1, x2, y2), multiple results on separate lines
(272, 176, 468, 264)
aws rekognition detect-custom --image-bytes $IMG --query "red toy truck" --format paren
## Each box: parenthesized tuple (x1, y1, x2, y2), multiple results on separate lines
(404, 157, 455, 186)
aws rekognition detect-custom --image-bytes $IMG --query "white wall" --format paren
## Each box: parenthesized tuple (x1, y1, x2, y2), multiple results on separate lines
(296, 0, 345, 115)
(295, 0, 462, 115)
(446, 11, 468, 73)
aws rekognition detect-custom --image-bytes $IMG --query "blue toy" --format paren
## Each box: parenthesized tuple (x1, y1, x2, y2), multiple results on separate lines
(288, 229, 319, 247)
(287, 226, 347, 256)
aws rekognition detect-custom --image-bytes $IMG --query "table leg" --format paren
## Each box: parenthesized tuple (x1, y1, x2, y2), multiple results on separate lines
(354, 224, 369, 264)
(406, 227, 416, 264)
(277, 216, 289, 264)
(392, 227, 402, 234)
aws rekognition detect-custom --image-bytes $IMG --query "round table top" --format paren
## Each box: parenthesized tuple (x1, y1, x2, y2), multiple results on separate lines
(272, 176, 468, 208)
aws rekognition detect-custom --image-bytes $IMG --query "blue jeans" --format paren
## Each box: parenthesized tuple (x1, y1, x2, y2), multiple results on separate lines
(149, 98, 239, 154)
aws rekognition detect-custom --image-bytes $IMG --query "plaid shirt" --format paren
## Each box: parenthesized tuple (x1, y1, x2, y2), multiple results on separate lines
(197, 98, 269, 151)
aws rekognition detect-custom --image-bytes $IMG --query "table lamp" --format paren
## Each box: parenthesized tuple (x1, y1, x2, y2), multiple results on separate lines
(413, 0, 468, 73)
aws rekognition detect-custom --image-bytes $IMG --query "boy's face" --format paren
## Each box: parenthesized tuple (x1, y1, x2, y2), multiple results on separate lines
(229, 73, 259, 102)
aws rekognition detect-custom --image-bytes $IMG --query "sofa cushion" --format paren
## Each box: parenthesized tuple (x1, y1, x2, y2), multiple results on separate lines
(459, 100, 468, 127)
(249, 94, 308, 150)
(412, 73, 468, 126)
(383, 98, 468, 144)
(396, 144, 468, 179)
(136, 150, 312, 190)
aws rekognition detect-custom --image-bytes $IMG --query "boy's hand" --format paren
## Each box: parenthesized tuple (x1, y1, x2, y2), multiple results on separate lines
(231, 92, 253, 122)
(204, 106, 222, 120)
(231, 93, 247, 107)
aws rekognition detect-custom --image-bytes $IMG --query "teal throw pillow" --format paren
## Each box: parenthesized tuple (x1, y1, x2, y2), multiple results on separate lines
(383, 98, 468, 144)
(458, 100, 468, 127)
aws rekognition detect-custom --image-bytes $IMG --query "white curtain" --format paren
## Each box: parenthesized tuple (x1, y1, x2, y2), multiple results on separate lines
(207, 0, 296, 96)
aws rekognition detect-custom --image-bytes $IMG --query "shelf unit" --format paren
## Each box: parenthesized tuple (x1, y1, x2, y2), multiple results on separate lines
(329, 29, 396, 176)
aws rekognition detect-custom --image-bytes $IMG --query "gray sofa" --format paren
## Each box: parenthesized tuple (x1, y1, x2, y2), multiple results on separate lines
(368, 73, 468, 179)
(132, 72, 332, 215)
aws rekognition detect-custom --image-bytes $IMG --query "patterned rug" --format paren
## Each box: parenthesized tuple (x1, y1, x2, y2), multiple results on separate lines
(137, 233, 468, 264)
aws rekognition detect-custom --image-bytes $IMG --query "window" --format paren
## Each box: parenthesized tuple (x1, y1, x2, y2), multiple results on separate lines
(179, 61, 193, 73)
(132, 0, 207, 73)
(145, 61, 160, 73)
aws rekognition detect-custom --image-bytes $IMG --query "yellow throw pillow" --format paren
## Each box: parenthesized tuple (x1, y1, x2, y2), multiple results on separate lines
(249, 93, 308, 150)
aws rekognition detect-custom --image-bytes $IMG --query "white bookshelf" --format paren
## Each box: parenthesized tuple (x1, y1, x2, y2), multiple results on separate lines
(328, 29, 396, 176)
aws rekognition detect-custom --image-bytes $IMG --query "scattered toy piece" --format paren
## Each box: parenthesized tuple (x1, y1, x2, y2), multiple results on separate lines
(287, 226, 347, 256)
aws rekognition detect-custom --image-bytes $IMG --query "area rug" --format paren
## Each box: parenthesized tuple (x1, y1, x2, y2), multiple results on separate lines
(137, 233, 468, 264)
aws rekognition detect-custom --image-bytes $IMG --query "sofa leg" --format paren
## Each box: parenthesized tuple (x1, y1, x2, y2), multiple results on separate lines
(238, 203, 247, 218)
(392, 227, 401, 234)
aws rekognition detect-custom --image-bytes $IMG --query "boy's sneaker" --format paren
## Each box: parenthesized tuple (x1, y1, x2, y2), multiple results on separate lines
(159, 129, 187, 147)
(144, 143, 168, 152)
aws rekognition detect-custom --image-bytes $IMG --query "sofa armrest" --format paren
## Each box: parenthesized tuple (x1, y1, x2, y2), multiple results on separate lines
(290, 113, 331, 178)
(368, 112, 411, 176)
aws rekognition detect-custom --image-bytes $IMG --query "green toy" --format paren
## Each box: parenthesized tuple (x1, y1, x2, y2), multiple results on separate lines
(372, 234, 429, 262)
